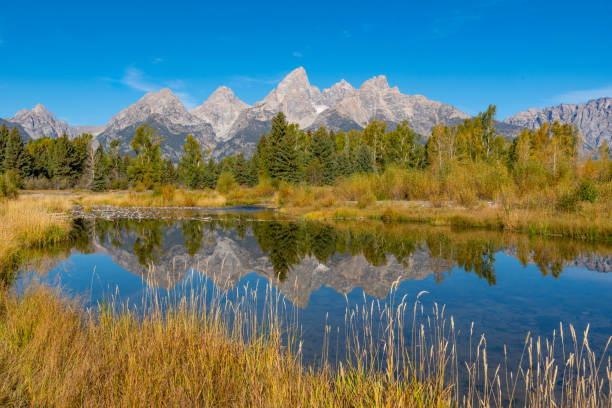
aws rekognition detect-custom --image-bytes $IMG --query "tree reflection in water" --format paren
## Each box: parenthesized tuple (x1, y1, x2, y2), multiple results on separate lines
(16, 215, 612, 286)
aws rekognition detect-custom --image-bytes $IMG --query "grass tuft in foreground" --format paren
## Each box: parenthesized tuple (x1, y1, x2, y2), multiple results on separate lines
(0, 196, 72, 278)
(0, 283, 609, 407)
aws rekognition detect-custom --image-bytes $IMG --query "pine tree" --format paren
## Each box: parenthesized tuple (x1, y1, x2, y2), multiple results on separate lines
(336, 152, 353, 177)
(267, 112, 290, 180)
(245, 155, 259, 186)
(0, 124, 9, 163)
(3, 127, 31, 177)
(233, 153, 248, 186)
(310, 127, 337, 184)
(91, 145, 108, 191)
(355, 145, 373, 173)
(202, 158, 219, 189)
(178, 135, 205, 189)
(275, 128, 299, 183)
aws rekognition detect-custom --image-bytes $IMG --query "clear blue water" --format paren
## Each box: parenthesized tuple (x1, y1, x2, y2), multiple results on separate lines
(16, 214, 612, 367)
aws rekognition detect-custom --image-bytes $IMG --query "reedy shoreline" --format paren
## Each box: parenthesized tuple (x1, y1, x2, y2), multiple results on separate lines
(0, 195, 611, 406)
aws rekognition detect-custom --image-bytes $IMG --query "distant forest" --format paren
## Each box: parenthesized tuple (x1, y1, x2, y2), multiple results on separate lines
(0, 105, 610, 207)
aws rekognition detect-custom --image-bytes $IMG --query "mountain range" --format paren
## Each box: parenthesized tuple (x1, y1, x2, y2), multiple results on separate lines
(2, 67, 611, 159)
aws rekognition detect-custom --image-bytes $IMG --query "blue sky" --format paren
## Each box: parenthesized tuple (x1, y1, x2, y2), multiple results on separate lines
(1, 0, 611, 125)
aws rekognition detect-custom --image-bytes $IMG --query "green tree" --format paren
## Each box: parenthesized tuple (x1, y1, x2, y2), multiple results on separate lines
(91, 144, 108, 191)
(0, 124, 9, 162)
(355, 145, 374, 173)
(178, 135, 205, 189)
(309, 127, 337, 184)
(127, 124, 164, 188)
(3, 127, 31, 178)
(266, 112, 299, 182)
(202, 158, 219, 189)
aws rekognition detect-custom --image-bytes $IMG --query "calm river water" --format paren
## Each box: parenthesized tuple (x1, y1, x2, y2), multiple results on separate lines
(16, 210, 612, 367)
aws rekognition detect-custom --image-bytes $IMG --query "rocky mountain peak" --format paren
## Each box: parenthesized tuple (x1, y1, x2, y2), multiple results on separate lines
(322, 79, 356, 106)
(97, 88, 215, 161)
(32, 103, 51, 114)
(139, 88, 182, 108)
(504, 97, 612, 151)
(259, 67, 324, 127)
(272, 66, 321, 100)
(207, 86, 238, 102)
(9, 103, 77, 139)
(191, 86, 250, 142)
(14, 103, 55, 121)
(360, 75, 390, 91)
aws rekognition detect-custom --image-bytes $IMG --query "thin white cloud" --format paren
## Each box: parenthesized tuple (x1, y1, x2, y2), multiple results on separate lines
(550, 85, 612, 105)
(231, 74, 285, 87)
(152, 57, 164, 64)
(103, 67, 197, 108)
(121, 67, 159, 92)
(293, 51, 303, 58)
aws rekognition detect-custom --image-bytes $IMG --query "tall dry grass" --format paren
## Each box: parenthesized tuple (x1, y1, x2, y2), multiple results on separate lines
(0, 281, 609, 407)
(0, 196, 72, 274)
(75, 186, 226, 208)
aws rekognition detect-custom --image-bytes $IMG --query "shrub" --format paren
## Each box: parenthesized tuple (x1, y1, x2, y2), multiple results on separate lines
(334, 174, 373, 201)
(162, 185, 176, 201)
(357, 191, 376, 209)
(151, 185, 163, 197)
(0, 172, 19, 199)
(276, 182, 293, 206)
(557, 192, 578, 212)
(577, 180, 599, 203)
(216, 172, 238, 195)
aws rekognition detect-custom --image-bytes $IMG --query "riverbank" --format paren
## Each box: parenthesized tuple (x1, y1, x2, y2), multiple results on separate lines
(1, 194, 611, 407)
(0, 196, 73, 279)
(20, 187, 612, 242)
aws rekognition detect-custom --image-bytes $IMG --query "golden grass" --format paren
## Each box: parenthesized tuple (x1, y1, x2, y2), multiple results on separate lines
(280, 199, 612, 242)
(0, 196, 72, 274)
(0, 284, 609, 407)
(74, 187, 227, 208)
(0, 286, 451, 407)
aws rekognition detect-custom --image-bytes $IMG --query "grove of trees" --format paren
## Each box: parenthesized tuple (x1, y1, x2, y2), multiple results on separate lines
(0, 105, 610, 207)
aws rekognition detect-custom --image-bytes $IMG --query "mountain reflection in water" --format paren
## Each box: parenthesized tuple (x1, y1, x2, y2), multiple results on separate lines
(19, 215, 612, 309)
(15, 213, 612, 370)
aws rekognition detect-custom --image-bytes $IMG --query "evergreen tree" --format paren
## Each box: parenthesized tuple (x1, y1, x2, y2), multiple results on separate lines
(91, 144, 108, 191)
(0, 124, 9, 163)
(336, 152, 353, 177)
(256, 134, 271, 177)
(310, 127, 337, 184)
(355, 145, 373, 173)
(3, 127, 31, 177)
(202, 158, 219, 189)
(275, 127, 299, 182)
(267, 112, 295, 181)
(232, 153, 248, 185)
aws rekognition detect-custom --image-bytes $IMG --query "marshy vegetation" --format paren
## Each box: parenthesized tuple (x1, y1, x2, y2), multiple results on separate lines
(0, 280, 609, 406)
(0, 199, 611, 406)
